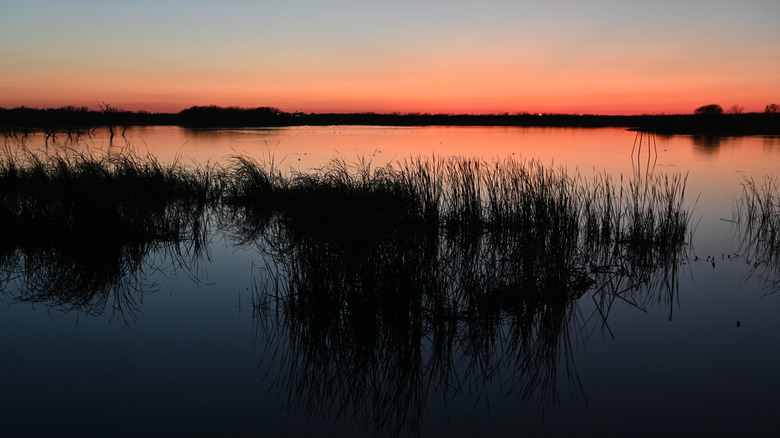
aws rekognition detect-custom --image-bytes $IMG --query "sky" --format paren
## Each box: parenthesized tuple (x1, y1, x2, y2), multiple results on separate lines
(1, 0, 779, 115)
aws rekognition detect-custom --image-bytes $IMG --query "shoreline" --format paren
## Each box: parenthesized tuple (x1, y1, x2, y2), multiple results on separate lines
(2, 106, 779, 136)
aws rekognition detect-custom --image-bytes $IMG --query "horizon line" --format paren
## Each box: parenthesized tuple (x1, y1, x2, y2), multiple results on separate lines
(2, 103, 772, 117)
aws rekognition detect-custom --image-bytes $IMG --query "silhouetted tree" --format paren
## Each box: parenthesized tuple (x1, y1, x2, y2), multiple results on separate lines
(694, 104, 724, 115)
(765, 103, 780, 114)
(729, 104, 744, 114)
(58, 105, 90, 112)
(98, 101, 118, 140)
(97, 101, 119, 114)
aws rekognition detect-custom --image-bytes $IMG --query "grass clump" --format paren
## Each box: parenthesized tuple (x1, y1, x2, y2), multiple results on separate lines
(0, 146, 215, 318)
(733, 175, 780, 276)
(0, 146, 215, 244)
(0, 146, 695, 433)
(238, 155, 693, 435)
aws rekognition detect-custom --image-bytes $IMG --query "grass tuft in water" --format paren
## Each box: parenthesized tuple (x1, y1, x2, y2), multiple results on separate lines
(733, 175, 780, 279)
(236, 155, 693, 434)
(0, 146, 215, 319)
(1, 146, 694, 433)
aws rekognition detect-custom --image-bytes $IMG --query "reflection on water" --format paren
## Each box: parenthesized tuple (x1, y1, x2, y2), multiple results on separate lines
(0, 147, 211, 321)
(1, 146, 693, 435)
(692, 134, 724, 153)
(246, 213, 685, 435)
(221, 154, 692, 435)
(2, 128, 780, 435)
(732, 175, 780, 291)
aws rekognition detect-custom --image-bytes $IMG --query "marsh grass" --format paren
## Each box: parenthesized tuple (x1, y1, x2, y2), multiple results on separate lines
(0, 145, 692, 335)
(733, 176, 780, 287)
(1, 146, 693, 433)
(232, 155, 693, 435)
(0, 146, 216, 320)
(735, 176, 780, 256)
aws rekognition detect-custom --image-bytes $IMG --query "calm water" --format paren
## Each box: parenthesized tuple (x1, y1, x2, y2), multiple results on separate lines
(2, 126, 780, 436)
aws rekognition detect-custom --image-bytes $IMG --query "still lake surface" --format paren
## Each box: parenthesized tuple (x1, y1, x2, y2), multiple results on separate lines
(2, 126, 780, 436)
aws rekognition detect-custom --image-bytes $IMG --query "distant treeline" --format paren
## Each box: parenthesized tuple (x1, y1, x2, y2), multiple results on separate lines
(2, 105, 779, 135)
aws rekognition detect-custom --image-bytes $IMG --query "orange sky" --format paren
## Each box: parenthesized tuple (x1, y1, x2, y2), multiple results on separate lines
(2, 1, 779, 115)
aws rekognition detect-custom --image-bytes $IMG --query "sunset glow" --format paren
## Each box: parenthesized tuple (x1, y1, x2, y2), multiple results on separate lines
(2, 0, 779, 114)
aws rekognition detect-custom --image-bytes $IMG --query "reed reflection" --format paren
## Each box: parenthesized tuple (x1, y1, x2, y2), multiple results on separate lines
(732, 175, 780, 291)
(619, 139, 689, 321)
(222, 155, 693, 435)
(0, 147, 214, 322)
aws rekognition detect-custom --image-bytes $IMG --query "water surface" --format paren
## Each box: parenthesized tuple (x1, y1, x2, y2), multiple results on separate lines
(2, 126, 779, 436)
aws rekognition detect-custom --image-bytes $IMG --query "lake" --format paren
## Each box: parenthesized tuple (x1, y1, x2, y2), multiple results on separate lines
(2, 125, 780, 436)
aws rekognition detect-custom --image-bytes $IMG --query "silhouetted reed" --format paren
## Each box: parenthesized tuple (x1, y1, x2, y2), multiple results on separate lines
(733, 175, 780, 289)
(0, 145, 693, 433)
(735, 176, 779, 257)
(0, 146, 215, 320)
(229, 155, 693, 436)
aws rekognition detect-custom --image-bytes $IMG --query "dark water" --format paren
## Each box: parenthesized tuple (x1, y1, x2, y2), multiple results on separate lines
(2, 127, 779, 436)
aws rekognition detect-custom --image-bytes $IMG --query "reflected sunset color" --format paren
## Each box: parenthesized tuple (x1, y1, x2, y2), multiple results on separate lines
(3, 126, 780, 436)
(11, 125, 780, 251)
(18, 124, 780, 176)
